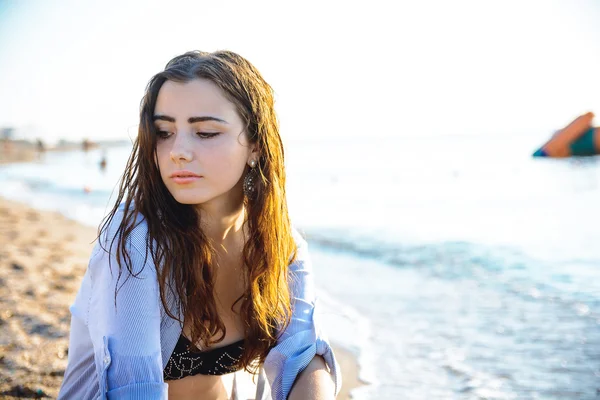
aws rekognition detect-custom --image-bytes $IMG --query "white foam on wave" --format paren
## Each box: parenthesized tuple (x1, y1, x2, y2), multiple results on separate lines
(0, 179, 33, 201)
(0, 173, 109, 229)
(314, 286, 378, 397)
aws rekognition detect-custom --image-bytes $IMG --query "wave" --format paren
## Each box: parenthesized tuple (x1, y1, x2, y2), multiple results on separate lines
(302, 228, 600, 318)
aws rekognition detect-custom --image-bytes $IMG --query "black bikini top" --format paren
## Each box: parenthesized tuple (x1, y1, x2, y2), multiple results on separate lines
(163, 334, 245, 380)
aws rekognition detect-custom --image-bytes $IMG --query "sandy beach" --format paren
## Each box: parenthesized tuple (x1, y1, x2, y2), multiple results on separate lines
(0, 198, 96, 398)
(0, 195, 362, 399)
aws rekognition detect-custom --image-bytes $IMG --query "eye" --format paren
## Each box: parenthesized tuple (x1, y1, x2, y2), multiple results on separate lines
(156, 130, 172, 139)
(197, 132, 220, 139)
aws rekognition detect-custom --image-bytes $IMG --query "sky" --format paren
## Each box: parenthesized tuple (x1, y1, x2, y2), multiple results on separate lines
(0, 0, 599, 144)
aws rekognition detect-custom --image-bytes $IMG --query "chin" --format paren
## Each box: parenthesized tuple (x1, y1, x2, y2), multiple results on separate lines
(169, 189, 212, 205)
(173, 198, 203, 205)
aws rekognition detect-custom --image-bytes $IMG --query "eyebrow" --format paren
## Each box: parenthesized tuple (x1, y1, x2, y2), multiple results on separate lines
(153, 115, 229, 124)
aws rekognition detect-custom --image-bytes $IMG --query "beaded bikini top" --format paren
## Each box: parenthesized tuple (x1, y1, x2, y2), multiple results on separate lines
(163, 334, 245, 380)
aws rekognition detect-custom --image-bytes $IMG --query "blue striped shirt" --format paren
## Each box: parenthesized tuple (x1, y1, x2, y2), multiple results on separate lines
(58, 204, 341, 399)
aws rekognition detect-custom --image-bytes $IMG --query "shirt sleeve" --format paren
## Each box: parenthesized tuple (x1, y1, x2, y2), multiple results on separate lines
(87, 222, 168, 399)
(263, 231, 342, 400)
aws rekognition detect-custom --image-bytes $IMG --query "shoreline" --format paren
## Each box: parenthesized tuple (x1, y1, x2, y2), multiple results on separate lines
(0, 138, 124, 165)
(0, 196, 363, 399)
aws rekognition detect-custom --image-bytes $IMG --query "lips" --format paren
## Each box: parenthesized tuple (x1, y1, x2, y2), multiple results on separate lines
(170, 170, 203, 184)
(170, 170, 202, 178)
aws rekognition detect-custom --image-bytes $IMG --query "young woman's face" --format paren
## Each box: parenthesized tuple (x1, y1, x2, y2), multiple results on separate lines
(153, 78, 256, 207)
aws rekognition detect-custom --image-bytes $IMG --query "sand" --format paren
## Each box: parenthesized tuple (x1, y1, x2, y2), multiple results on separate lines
(0, 140, 39, 165)
(0, 196, 363, 399)
(0, 198, 97, 398)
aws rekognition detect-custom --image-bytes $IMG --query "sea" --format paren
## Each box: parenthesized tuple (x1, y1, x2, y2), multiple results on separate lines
(1, 133, 599, 399)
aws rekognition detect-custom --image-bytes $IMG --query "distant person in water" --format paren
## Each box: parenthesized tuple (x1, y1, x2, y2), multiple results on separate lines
(99, 151, 107, 171)
(36, 139, 45, 160)
(534, 112, 599, 157)
(36, 139, 45, 153)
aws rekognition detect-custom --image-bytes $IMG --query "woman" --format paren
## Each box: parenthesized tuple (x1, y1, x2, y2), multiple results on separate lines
(58, 50, 340, 399)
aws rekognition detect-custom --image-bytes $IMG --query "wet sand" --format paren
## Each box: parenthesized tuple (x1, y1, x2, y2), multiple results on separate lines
(0, 197, 363, 399)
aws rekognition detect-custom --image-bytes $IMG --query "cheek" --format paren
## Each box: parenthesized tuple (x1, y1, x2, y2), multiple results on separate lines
(154, 145, 171, 174)
(202, 142, 245, 167)
(203, 150, 247, 185)
(155, 142, 168, 160)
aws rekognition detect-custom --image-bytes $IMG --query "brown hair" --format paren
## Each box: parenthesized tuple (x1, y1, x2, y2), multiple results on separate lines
(100, 50, 296, 372)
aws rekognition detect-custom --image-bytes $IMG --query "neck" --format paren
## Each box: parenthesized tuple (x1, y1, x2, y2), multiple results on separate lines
(197, 199, 247, 248)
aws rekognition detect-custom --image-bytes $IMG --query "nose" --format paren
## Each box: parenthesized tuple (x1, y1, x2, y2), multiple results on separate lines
(170, 133, 193, 164)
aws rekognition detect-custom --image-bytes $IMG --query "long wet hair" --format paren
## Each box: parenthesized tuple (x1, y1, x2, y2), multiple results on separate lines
(99, 50, 296, 372)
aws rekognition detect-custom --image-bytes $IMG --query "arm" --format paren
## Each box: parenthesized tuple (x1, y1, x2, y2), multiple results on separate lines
(88, 227, 167, 399)
(289, 355, 336, 400)
(264, 231, 341, 400)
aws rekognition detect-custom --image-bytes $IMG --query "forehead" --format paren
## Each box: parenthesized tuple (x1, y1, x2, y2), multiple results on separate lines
(154, 78, 239, 119)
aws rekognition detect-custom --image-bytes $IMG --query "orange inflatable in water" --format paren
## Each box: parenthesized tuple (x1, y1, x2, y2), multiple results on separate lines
(533, 112, 600, 157)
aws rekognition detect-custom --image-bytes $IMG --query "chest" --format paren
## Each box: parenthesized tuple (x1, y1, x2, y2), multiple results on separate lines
(182, 252, 247, 349)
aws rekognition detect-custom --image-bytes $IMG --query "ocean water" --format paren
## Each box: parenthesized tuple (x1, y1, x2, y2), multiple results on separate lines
(1, 134, 599, 399)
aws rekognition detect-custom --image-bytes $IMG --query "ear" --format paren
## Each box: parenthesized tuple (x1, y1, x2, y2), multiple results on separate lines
(248, 142, 260, 162)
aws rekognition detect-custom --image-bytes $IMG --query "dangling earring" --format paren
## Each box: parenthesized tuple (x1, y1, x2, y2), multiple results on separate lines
(243, 159, 258, 199)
